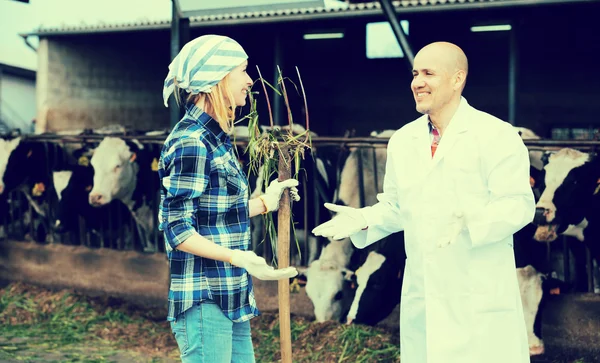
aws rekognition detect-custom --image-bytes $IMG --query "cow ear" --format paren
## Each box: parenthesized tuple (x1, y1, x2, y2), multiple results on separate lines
(129, 152, 137, 163)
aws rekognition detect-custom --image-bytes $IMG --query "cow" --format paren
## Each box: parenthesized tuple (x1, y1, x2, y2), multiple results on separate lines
(87, 137, 161, 252)
(0, 137, 21, 195)
(0, 137, 67, 198)
(532, 148, 600, 292)
(516, 265, 545, 356)
(301, 238, 355, 322)
(0, 137, 22, 237)
(344, 235, 406, 326)
(53, 160, 140, 250)
(0, 137, 68, 242)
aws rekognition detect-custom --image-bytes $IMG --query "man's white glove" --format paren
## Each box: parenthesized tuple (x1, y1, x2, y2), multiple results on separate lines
(311, 203, 367, 240)
(259, 179, 300, 213)
(230, 250, 298, 280)
(437, 211, 466, 248)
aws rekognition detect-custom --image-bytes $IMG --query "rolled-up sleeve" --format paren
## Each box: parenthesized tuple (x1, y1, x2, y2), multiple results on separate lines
(159, 137, 209, 250)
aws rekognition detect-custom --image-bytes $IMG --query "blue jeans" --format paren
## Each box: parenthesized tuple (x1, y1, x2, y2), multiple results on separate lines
(170, 301, 256, 363)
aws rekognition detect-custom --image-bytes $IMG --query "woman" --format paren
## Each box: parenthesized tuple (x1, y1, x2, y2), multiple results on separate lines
(159, 34, 300, 363)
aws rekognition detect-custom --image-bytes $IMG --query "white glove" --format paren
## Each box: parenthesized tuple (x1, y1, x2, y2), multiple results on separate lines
(311, 203, 367, 240)
(437, 211, 466, 248)
(259, 178, 301, 213)
(230, 250, 298, 280)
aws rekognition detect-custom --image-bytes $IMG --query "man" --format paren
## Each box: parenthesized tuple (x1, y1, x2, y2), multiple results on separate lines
(313, 42, 535, 363)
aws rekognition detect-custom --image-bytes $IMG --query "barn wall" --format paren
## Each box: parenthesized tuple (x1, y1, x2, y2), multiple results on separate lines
(38, 30, 172, 133)
(0, 240, 404, 327)
(210, 1, 600, 139)
(0, 240, 170, 306)
(34, 2, 600, 138)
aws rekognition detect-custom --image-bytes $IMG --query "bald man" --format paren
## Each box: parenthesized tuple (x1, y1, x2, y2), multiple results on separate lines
(313, 42, 534, 363)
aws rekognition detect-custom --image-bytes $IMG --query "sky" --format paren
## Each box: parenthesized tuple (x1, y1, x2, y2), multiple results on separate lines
(0, 0, 172, 71)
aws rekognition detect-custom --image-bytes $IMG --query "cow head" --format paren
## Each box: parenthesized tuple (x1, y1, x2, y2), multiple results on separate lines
(300, 238, 355, 322)
(302, 258, 351, 322)
(89, 137, 139, 207)
(0, 137, 22, 194)
(534, 148, 592, 242)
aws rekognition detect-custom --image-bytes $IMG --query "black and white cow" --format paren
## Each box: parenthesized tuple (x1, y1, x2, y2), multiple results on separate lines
(0, 137, 68, 242)
(0, 137, 67, 199)
(532, 148, 600, 292)
(344, 235, 406, 326)
(53, 160, 140, 250)
(0, 137, 21, 195)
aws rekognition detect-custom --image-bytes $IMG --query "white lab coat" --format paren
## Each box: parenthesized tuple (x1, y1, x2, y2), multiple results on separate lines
(351, 98, 535, 363)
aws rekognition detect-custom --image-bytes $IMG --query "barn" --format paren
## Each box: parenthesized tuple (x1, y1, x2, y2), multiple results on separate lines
(2, 0, 600, 361)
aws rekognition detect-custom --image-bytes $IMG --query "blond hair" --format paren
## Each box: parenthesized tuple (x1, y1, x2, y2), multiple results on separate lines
(174, 74, 236, 134)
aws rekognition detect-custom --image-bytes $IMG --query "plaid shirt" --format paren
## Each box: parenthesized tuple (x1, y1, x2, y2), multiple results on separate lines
(158, 104, 259, 323)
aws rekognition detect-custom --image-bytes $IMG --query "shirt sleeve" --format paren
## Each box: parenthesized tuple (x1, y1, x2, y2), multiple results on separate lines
(159, 136, 210, 250)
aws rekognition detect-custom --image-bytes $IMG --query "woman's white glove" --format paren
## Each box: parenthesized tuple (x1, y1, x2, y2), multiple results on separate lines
(230, 250, 298, 280)
(259, 179, 301, 213)
(312, 203, 368, 240)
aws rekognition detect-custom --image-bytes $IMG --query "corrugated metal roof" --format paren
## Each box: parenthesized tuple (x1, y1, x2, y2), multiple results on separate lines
(22, 0, 596, 36)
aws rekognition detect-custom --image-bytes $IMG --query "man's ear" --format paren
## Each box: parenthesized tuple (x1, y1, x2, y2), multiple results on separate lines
(453, 69, 467, 91)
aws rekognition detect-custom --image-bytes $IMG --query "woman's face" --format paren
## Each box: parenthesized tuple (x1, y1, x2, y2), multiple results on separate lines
(227, 60, 253, 107)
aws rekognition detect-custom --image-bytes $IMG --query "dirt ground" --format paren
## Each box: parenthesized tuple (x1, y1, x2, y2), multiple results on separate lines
(530, 293, 600, 363)
(1, 281, 599, 363)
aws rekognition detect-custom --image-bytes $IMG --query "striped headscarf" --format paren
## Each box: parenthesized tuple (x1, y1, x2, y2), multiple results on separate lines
(162, 35, 248, 107)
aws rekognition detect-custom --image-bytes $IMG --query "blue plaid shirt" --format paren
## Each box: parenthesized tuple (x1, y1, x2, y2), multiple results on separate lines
(158, 104, 259, 323)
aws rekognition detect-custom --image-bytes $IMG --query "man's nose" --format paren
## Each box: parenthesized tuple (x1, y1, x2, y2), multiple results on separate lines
(412, 77, 425, 89)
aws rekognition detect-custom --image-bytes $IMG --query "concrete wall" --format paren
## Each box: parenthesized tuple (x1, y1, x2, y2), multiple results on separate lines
(0, 240, 404, 328)
(0, 240, 170, 307)
(37, 30, 171, 133)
